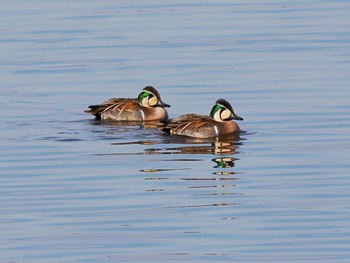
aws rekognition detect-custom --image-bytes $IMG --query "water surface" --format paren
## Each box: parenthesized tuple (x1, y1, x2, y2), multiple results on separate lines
(1, 1, 350, 262)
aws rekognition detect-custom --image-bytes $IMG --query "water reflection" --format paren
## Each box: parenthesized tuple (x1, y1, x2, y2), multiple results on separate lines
(141, 135, 242, 202)
(89, 119, 166, 129)
(145, 140, 240, 156)
(89, 121, 244, 206)
(144, 135, 242, 170)
(95, 122, 244, 172)
(212, 157, 235, 168)
(110, 135, 243, 169)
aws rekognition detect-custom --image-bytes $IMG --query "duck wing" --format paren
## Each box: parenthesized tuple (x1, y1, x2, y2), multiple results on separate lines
(164, 114, 211, 134)
(84, 98, 137, 119)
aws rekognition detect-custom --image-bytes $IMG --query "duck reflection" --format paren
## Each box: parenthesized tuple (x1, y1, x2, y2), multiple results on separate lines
(153, 141, 239, 156)
(144, 135, 242, 167)
(92, 121, 243, 172)
(212, 157, 235, 168)
(138, 134, 244, 199)
(88, 118, 246, 209)
(89, 119, 166, 129)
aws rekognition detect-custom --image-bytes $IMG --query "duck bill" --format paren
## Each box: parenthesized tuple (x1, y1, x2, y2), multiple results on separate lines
(157, 100, 171, 108)
(231, 113, 243, 121)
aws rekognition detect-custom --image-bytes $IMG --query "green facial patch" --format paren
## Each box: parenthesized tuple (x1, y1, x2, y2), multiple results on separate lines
(138, 91, 150, 104)
(210, 104, 223, 119)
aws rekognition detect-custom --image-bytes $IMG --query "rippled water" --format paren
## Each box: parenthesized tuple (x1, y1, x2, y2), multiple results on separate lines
(1, 1, 350, 262)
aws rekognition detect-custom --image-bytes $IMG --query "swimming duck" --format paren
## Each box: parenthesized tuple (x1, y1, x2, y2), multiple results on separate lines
(84, 86, 170, 121)
(163, 99, 243, 138)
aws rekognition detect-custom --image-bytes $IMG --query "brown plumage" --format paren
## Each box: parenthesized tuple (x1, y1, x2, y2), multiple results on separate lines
(85, 99, 139, 120)
(163, 99, 243, 138)
(84, 86, 170, 122)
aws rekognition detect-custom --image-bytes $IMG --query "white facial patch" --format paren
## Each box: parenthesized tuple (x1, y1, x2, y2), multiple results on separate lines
(213, 110, 222, 122)
(220, 109, 231, 120)
(141, 97, 149, 107)
(148, 96, 158, 107)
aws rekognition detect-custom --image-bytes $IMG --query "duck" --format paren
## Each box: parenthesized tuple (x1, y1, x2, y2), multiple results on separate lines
(163, 99, 243, 138)
(84, 86, 170, 121)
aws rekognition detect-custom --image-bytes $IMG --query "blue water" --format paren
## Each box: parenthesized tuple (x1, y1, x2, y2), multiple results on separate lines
(1, 1, 350, 262)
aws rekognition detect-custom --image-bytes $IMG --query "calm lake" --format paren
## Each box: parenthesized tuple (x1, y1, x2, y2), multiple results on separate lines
(1, 1, 350, 262)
